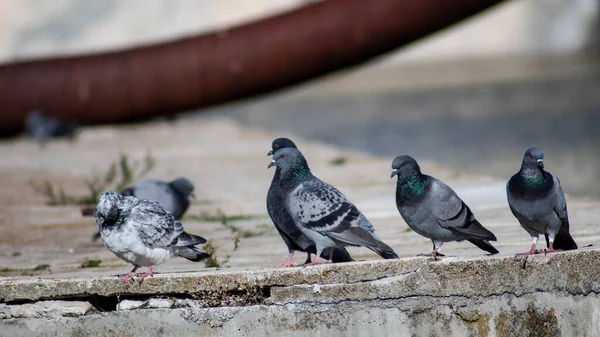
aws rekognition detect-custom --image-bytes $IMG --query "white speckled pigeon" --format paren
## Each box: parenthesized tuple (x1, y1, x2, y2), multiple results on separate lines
(267, 138, 353, 267)
(95, 190, 208, 281)
(507, 148, 577, 255)
(391, 155, 498, 257)
(269, 147, 398, 265)
(87, 177, 195, 241)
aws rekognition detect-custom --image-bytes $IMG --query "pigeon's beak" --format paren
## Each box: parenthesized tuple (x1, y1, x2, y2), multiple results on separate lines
(537, 159, 544, 169)
(390, 169, 398, 178)
(267, 149, 274, 156)
(267, 160, 276, 169)
(190, 192, 196, 199)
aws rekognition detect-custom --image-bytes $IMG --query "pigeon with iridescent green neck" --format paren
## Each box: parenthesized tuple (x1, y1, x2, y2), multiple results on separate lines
(391, 155, 498, 257)
(269, 147, 397, 265)
(267, 138, 353, 267)
(507, 148, 577, 255)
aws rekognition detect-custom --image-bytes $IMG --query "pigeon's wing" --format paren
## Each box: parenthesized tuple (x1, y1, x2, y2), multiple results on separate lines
(129, 199, 184, 248)
(429, 178, 495, 240)
(551, 174, 569, 225)
(287, 178, 380, 247)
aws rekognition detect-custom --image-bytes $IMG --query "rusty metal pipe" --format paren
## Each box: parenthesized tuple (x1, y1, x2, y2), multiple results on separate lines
(0, 0, 505, 136)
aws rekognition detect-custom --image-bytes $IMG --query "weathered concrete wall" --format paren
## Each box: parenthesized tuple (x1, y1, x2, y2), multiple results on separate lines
(1, 249, 599, 336)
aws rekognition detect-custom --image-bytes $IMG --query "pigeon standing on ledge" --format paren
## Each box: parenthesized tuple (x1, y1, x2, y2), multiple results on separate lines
(507, 148, 577, 255)
(95, 190, 208, 281)
(86, 177, 195, 242)
(266, 138, 353, 267)
(269, 147, 398, 265)
(391, 155, 499, 257)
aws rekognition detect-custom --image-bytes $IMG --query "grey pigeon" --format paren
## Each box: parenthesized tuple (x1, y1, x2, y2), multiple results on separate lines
(267, 138, 353, 267)
(391, 155, 499, 256)
(25, 110, 78, 140)
(95, 190, 208, 281)
(507, 148, 577, 255)
(86, 177, 195, 241)
(269, 147, 398, 265)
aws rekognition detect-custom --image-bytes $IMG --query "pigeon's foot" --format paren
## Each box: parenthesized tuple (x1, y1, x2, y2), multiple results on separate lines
(417, 251, 445, 258)
(544, 243, 562, 255)
(303, 252, 330, 266)
(515, 244, 539, 257)
(136, 266, 155, 280)
(276, 260, 299, 268)
(304, 259, 330, 266)
(276, 253, 299, 268)
(119, 272, 137, 282)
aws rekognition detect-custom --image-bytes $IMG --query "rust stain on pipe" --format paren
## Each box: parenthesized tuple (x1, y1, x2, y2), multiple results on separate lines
(0, 0, 505, 136)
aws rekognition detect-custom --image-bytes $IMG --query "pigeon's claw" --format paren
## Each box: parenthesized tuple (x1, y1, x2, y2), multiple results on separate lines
(136, 266, 155, 280)
(119, 272, 137, 282)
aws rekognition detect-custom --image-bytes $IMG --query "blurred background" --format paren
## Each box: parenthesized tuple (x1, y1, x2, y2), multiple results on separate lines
(1, 0, 599, 198)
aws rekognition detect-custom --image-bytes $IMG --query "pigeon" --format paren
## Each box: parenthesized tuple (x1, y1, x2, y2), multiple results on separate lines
(391, 155, 499, 257)
(266, 138, 353, 267)
(269, 147, 398, 265)
(25, 110, 78, 141)
(85, 177, 196, 241)
(95, 190, 208, 281)
(507, 148, 577, 255)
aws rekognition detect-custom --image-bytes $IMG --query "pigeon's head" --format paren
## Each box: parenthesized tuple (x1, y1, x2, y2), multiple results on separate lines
(268, 138, 297, 156)
(391, 155, 421, 179)
(95, 190, 121, 227)
(267, 147, 309, 174)
(170, 177, 195, 199)
(522, 148, 544, 170)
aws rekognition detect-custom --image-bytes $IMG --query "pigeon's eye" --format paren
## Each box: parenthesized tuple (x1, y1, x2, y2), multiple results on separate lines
(280, 153, 285, 159)
(401, 162, 406, 167)
(528, 153, 532, 158)
(274, 144, 279, 149)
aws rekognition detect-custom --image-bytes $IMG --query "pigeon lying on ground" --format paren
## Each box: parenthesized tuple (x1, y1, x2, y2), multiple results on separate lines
(507, 148, 577, 255)
(25, 110, 78, 140)
(85, 177, 195, 241)
(95, 190, 208, 281)
(391, 155, 499, 256)
(267, 138, 353, 267)
(269, 147, 398, 265)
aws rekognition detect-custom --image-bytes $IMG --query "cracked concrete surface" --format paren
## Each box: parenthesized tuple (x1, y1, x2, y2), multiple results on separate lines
(1, 249, 600, 336)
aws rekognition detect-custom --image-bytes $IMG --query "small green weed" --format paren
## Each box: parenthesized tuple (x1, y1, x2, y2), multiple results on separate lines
(31, 152, 155, 206)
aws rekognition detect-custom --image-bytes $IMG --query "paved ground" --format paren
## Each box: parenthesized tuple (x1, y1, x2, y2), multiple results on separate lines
(0, 117, 598, 279)
(211, 53, 600, 199)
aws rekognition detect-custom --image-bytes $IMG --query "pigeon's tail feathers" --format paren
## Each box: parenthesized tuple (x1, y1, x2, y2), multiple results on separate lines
(91, 231, 101, 242)
(327, 248, 354, 263)
(176, 246, 209, 262)
(467, 239, 499, 255)
(81, 206, 95, 216)
(173, 231, 207, 247)
(368, 240, 399, 259)
(464, 219, 497, 241)
(546, 227, 578, 251)
(328, 226, 398, 260)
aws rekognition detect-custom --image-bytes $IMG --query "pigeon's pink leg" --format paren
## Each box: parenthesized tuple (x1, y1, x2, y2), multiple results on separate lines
(304, 250, 330, 266)
(516, 244, 538, 256)
(418, 241, 444, 258)
(119, 266, 140, 282)
(136, 265, 155, 280)
(516, 236, 540, 256)
(544, 242, 562, 254)
(276, 252, 298, 268)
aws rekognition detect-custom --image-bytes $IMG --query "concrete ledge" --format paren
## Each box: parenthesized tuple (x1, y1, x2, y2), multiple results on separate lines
(1, 249, 600, 336)
(1, 249, 599, 304)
